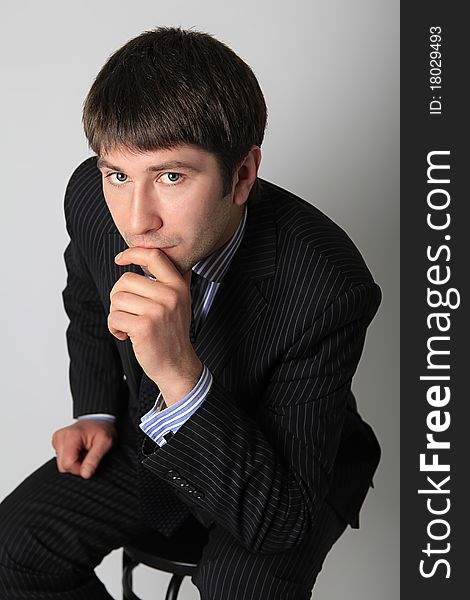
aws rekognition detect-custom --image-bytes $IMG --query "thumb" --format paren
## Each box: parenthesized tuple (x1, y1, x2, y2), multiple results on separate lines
(80, 437, 109, 479)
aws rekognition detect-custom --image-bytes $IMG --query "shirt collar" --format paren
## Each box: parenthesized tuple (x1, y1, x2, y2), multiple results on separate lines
(192, 203, 247, 284)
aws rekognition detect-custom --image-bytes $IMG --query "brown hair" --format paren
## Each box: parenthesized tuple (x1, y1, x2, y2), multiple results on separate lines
(82, 26, 267, 195)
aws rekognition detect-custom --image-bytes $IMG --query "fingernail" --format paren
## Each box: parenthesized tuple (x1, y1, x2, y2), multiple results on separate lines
(82, 466, 94, 478)
(115, 252, 122, 261)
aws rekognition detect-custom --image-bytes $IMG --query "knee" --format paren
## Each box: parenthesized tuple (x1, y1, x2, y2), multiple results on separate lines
(0, 491, 65, 577)
(193, 555, 311, 600)
(0, 522, 33, 572)
(0, 494, 23, 568)
(191, 527, 306, 600)
(0, 511, 48, 576)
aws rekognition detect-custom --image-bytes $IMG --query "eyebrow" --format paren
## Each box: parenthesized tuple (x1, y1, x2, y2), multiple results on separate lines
(96, 158, 202, 173)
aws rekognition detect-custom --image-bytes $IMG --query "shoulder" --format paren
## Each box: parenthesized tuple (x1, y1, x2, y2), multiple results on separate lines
(256, 177, 381, 315)
(63, 156, 116, 238)
(65, 155, 101, 204)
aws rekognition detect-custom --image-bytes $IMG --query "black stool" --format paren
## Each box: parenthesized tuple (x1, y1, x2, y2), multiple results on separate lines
(122, 516, 210, 600)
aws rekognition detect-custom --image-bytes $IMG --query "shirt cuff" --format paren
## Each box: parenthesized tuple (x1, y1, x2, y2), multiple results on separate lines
(139, 364, 213, 447)
(77, 413, 116, 422)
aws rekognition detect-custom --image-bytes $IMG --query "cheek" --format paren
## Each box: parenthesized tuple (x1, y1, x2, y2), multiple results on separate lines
(180, 212, 208, 242)
(175, 196, 214, 235)
(103, 190, 119, 216)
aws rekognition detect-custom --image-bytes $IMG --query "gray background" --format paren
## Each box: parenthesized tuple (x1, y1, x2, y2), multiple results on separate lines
(0, 1, 399, 598)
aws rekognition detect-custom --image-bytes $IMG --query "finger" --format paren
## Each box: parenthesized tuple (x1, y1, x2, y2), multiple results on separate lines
(51, 428, 78, 474)
(57, 443, 82, 476)
(80, 436, 112, 479)
(108, 310, 141, 340)
(110, 272, 161, 302)
(115, 247, 183, 284)
(110, 290, 161, 315)
(110, 276, 186, 320)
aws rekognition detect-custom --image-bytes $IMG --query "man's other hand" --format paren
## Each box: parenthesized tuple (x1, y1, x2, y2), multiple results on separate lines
(51, 419, 117, 479)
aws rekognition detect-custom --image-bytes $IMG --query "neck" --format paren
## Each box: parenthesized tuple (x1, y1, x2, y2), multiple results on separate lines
(212, 203, 244, 254)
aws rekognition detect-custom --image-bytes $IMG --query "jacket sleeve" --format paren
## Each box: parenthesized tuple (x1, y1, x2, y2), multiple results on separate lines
(140, 281, 382, 554)
(61, 174, 128, 418)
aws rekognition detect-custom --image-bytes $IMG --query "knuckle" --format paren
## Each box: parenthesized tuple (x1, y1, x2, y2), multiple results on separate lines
(108, 315, 120, 335)
(141, 314, 154, 330)
(61, 427, 72, 439)
(165, 289, 179, 310)
(151, 303, 165, 320)
(52, 430, 63, 445)
(109, 291, 120, 307)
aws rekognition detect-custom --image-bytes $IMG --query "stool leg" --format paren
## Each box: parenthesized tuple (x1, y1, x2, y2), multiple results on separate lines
(122, 550, 142, 600)
(165, 574, 184, 600)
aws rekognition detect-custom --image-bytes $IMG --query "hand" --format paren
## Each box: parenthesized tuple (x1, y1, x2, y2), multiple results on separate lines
(109, 247, 203, 405)
(51, 419, 117, 479)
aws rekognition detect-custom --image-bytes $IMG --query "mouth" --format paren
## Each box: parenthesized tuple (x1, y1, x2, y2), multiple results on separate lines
(134, 244, 176, 250)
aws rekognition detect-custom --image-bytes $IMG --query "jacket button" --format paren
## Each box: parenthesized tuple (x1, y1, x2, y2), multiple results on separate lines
(194, 491, 205, 499)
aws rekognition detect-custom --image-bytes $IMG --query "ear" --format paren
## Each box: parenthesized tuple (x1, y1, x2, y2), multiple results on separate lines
(232, 145, 262, 206)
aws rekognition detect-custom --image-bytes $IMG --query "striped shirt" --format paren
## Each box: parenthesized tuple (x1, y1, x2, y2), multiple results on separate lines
(78, 204, 248, 447)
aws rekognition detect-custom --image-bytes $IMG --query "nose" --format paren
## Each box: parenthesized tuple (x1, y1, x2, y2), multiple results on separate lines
(128, 182, 163, 235)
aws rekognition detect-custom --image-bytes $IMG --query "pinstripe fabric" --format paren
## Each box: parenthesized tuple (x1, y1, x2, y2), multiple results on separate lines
(192, 498, 347, 599)
(0, 442, 141, 599)
(0, 440, 208, 599)
(137, 371, 194, 535)
(76, 413, 116, 421)
(0, 155, 382, 598)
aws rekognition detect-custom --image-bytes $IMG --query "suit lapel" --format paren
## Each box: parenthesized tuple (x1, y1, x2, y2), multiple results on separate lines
(191, 179, 277, 375)
(191, 271, 266, 375)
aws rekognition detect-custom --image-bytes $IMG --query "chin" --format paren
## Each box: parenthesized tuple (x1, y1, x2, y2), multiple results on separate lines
(166, 253, 189, 275)
(152, 246, 196, 275)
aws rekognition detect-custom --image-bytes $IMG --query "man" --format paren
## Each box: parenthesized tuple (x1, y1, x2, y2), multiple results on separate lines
(0, 26, 381, 599)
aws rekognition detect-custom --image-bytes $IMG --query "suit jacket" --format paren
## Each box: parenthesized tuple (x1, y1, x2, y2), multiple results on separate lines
(62, 156, 382, 555)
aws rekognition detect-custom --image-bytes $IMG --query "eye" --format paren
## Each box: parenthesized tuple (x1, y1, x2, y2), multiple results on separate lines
(106, 172, 128, 186)
(159, 172, 184, 185)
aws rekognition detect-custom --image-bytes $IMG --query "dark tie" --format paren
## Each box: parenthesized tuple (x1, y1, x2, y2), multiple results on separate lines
(136, 272, 200, 535)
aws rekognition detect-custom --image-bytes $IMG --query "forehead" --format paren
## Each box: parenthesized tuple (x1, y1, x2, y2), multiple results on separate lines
(97, 144, 217, 173)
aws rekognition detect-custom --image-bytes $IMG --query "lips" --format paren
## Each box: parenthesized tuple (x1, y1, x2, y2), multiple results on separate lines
(136, 245, 175, 249)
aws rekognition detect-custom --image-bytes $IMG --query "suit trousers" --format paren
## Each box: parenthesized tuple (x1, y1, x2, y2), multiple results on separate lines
(0, 424, 347, 600)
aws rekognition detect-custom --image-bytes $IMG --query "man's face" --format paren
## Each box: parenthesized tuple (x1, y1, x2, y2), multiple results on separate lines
(97, 144, 243, 275)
